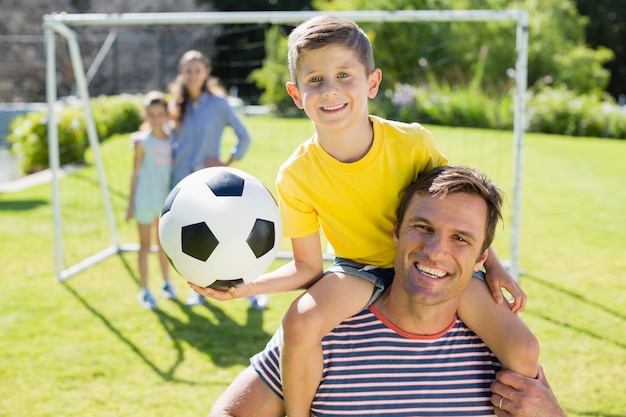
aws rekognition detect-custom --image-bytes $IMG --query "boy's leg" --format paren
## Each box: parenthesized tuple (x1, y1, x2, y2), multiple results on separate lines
(282, 272, 375, 417)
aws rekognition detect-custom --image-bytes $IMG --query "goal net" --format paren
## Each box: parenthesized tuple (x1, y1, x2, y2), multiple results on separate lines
(43, 10, 529, 282)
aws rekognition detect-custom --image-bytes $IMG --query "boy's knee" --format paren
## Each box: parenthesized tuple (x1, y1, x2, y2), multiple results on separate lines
(282, 298, 324, 343)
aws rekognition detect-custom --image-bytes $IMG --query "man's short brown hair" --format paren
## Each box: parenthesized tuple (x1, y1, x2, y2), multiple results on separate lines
(396, 166, 504, 254)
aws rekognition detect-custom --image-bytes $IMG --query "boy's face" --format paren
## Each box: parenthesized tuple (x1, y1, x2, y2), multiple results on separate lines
(286, 45, 381, 133)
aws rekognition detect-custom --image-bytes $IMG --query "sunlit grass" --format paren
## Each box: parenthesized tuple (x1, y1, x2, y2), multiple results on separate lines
(0, 117, 624, 416)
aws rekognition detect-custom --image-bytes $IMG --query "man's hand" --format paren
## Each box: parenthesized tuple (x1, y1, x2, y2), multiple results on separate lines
(491, 365, 566, 417)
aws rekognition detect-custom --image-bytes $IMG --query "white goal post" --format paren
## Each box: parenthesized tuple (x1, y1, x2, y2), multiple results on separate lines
(43, 9, 529, 282)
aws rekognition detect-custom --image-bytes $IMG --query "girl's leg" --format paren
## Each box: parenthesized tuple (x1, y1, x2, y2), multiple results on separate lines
(282, 272, 375, 417)
(137, 222, 157, 308)
(137, 222, 152, 289)
(155, 217, 176, 300)
(154, 217, 171, 280)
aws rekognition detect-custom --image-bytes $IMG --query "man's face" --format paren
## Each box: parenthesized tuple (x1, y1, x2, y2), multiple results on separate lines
(393, 191, 489, 307)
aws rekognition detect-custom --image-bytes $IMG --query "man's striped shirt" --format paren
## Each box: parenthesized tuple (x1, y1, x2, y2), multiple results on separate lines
(251, 305, 500, 417)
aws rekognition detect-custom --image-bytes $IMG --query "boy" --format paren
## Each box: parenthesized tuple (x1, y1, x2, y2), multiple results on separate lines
(191, 16, 538, 417)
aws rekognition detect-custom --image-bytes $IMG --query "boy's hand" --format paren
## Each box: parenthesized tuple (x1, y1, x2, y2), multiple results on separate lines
(485, 267, 527, 313)
(188, 281, 252, 301)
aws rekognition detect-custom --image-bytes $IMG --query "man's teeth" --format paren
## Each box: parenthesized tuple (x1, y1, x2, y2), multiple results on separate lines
(416, 264, 446, 278)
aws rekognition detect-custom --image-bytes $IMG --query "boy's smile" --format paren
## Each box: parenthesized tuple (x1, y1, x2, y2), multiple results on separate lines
(286, 45, 381, 140)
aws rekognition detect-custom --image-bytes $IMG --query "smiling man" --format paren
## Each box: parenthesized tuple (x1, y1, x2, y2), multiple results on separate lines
(208, 165, 541, 417)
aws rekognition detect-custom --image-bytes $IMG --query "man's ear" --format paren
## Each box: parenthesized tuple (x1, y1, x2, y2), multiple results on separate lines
(393, 224, 399, 247)
(286, 82, 303, 109)
(473, 249, 489, 272)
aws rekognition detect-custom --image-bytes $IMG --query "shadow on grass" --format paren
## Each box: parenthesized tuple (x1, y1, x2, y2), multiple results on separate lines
(523, 273, 626, 351)
(0, 198, 48, 211)
(61, 281, 201, 385)
(61, 252, 272, 384)
(116, 252, 273, 369)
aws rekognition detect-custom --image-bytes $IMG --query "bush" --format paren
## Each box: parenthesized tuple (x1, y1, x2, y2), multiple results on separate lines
(371, 83, 626, 140)
(7, 95, 142, 174)
(527, 87, 626, 139)
(371, 83, 514, 131)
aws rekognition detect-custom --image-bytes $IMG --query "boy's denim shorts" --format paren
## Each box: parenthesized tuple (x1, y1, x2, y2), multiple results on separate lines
(325, 257, 394, 308)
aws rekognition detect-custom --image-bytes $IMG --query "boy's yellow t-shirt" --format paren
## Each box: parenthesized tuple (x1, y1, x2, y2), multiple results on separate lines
(277, 115, 447, 268)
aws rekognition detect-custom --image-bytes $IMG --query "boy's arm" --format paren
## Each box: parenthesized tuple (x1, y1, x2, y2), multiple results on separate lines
(457, 277, 539, 378)
(189, 232, 324, 300)
(484, 247, 526, 313)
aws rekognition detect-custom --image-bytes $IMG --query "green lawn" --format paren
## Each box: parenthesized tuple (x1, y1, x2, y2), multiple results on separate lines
(0, 117, 624, 416)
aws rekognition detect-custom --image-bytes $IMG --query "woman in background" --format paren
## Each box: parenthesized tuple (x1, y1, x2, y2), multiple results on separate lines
(169, 50, 267, 310)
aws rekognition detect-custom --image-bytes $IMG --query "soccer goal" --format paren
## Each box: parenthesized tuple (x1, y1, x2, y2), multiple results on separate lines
(43, 9, 529, 282)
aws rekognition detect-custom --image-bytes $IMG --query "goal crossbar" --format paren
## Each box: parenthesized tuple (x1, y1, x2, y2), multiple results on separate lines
(43, 9, 529, 282)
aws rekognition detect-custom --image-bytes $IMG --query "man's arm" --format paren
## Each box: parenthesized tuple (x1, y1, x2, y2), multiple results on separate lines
(491, 365, 566, 417)
(208, 366, 285, 417)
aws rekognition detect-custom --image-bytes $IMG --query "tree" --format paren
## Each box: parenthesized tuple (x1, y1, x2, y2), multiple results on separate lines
(574, 0, 626, 99)
(199, 0, 313, 102)
(312, 0, 613, 95)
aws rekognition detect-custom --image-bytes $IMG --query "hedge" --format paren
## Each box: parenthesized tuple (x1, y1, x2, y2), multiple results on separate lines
(7, 87, 626, 176)
(7, 94, 142, 174)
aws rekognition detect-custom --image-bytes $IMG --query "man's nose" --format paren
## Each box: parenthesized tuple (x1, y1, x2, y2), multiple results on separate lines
(422, 234, 447, 260)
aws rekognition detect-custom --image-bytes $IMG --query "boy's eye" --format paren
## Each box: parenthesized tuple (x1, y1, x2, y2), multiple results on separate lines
(309, 76, 322, 83)
(338, 72, 349, 79)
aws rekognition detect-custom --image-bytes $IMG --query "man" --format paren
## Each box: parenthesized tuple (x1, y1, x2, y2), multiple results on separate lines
(209, 165, 561, 417)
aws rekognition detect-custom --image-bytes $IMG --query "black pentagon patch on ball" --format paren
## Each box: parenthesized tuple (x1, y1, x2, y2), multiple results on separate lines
(181, 222, 219, 261)
(161, 185, 181, 217)
(205, 171, 245, 197)
(246, 219, 275, 258)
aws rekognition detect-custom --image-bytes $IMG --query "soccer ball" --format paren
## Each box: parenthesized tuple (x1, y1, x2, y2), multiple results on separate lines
(159, 167, 281, 290)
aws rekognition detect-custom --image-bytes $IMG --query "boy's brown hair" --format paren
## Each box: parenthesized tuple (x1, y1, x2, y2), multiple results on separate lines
(287, 15, 375, 83)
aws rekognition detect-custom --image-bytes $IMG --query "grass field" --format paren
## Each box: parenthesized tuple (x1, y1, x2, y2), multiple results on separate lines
(0, 116, 625, 417)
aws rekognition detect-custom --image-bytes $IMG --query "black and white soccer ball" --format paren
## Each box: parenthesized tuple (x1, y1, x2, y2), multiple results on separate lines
(159, 167, 281, 290)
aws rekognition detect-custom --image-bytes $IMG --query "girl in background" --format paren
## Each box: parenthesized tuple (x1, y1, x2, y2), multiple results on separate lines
(169, 50, 266, 310)
(126, 91, 177, 308)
